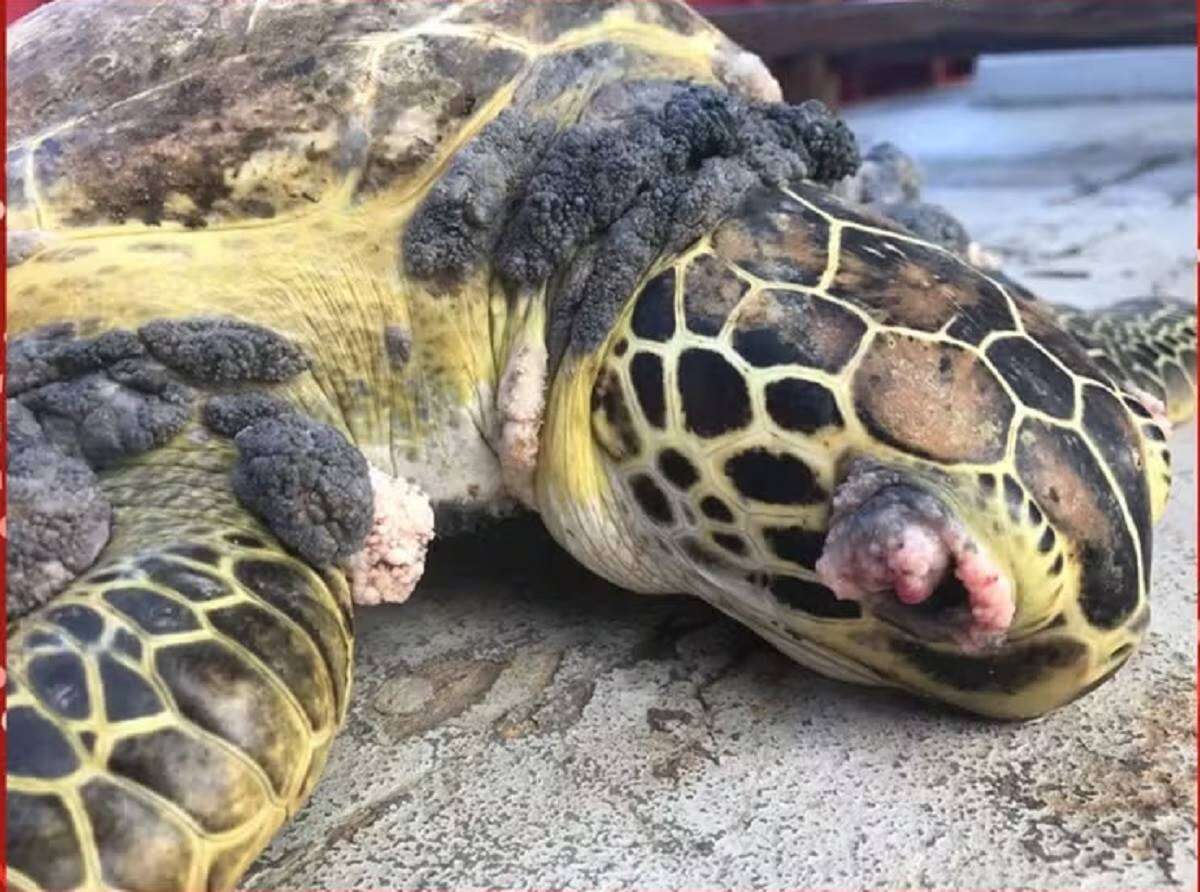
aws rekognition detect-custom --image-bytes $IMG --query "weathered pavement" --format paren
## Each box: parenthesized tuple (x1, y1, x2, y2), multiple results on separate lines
(247, 62, 1197, 890)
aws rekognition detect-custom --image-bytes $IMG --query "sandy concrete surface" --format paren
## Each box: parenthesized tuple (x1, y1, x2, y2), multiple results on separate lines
(247, 61, 1197, 890)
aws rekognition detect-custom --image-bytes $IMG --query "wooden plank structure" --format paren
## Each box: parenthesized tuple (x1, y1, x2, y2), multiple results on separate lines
(703, 0, 1197, 61)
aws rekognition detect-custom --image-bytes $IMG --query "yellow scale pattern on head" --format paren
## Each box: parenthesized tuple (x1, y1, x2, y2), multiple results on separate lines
(580, 183, 1174, 718)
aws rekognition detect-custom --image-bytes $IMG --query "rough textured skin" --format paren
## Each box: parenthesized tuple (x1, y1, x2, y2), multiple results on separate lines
(140, 317, 309, 384)
(202, 391, 295, 437)
(11, 327, 195, 468)
(405, 81, 858, 367)
(496, 84, 858, 285)
(6, 400, 112, 617)
(548, 150, 757, 367)
(407, 82, 859, 288)
(348, 468, 436, 606)
(231, 414, 374, 567)
(403, 110, 556, 284)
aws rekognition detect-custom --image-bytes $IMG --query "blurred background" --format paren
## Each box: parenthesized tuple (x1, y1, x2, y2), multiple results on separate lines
(692, 0, 1194, 106)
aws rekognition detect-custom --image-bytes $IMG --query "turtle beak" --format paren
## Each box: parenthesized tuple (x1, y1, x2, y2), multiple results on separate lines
(815, 457, 1015, 652)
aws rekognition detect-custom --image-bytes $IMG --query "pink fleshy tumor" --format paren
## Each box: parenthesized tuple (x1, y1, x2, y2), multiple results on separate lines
(816, 466, 1015, 650)
(348, 468, 435, 607)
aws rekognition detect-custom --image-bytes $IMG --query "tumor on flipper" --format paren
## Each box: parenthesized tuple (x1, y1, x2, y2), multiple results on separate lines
(11, 327, 194, 468)
(139, 317, 308, 385)
(6, 400, 112, 618)
(199, 392, 375, 567)
(230, 413, 374, 567)
(346, 468, 435, 606)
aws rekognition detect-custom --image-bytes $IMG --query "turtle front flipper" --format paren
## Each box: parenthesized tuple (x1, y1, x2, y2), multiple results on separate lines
(6, 431, 356, 891)
(1054, 298, 1198, 426)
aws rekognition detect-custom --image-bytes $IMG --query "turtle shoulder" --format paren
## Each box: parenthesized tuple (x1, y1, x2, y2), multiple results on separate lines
(7, 0, 774, 237)
(6, 0, 518, 231)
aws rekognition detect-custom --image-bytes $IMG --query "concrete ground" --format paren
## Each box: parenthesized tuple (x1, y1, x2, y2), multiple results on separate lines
(246, 55, 1197, 889)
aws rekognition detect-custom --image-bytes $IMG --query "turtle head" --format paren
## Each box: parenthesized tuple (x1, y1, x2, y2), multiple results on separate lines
(537, 183, 1158, 720)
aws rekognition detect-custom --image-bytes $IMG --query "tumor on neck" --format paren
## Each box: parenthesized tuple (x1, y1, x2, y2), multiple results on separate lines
(402, 80, 861, 378)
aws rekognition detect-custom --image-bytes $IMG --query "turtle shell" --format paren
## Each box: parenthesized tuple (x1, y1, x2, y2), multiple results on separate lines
(6, 0, 775, 235)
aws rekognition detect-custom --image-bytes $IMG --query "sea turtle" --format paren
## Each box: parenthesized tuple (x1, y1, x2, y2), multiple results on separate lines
(5, 0, 1197, 889)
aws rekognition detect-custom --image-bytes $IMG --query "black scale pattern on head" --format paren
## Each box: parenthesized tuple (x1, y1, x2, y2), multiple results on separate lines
(700, 495, 734, 522)
(1080, 384, 1153, 588)
(630, 474, 674, 525)
(764, 525, 826, 569)
(732, 290, 865, 374)
(725, 448, 827, 505)
(678, 348, 751, 437)
(630, 271, 677, 342)
(892, 637, 1086, 693)
(770, 576, 861, 619)
(712, 532, 748, 556)
(765, 378, 844, 433)
(630, 352, 668, 429)
(1016, 418, 1141, 628)
(986, 337, 1076, 419)
(658, 448, 699, 490)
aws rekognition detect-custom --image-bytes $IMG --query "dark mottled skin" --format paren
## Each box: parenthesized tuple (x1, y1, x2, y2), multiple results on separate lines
(406, 81, 859, 367)
(497, 84, 857, 285)
(403, 110, 556, 284)
(202, 392, 294, 438)
(16, 348, 193, 468)
(6, 400, 112, 618)
(230, 414, 373, 566)
(139, 318, 308, 385)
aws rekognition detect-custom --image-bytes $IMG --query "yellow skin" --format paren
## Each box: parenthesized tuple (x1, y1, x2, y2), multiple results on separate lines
(5, 1, 1196, 890)
(541, 188, 1190, 719)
